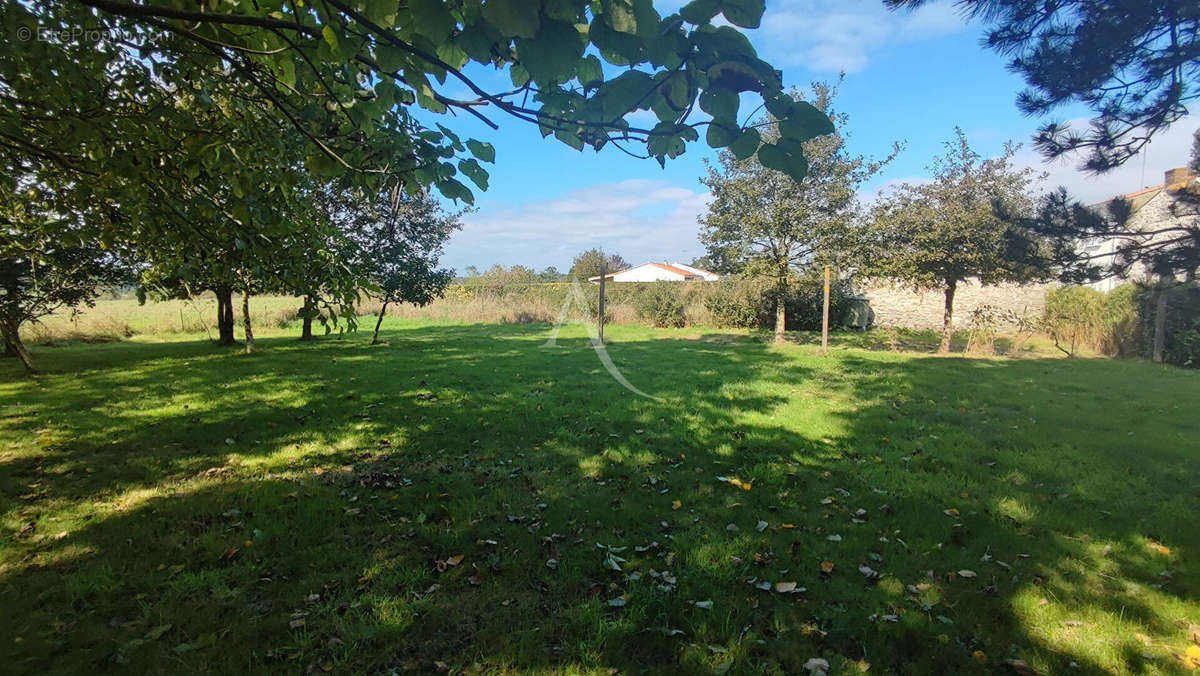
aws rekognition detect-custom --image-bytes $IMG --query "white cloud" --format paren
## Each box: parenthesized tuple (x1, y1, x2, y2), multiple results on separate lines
(758, 0, 968, 72)
(1015, 116, 1199, 204)
(857, 116, 1199, 206)
(442, 179, 711, 271)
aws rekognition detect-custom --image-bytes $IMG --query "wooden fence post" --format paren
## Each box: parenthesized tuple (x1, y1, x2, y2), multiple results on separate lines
(821, 264, 830, 355)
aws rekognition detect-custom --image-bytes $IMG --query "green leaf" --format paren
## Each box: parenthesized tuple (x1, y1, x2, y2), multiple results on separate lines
(482, 0, 540, 38)
(577, 54, 604, 88)
(409, 0, 456, 40)
(779, 101, 835, 142)
(602, 0, 639, 34)
(757, 138, 809, 181)
(276, 57, 296, 90)
(588, 16, 644, 65)
(680, 0, 720, 24)
(467, 140, 496, 163)
(321, 25, 340, 51)
(363, 1, 396, 29)
(661, 72, 691, 111)
(706, 61, 762, 93)
(705, 121, 739, 148)
(554, 128, 586, 151)
(517, 20, 586, 86)
(720, 0, 766, 29)
(699, 88, 739, 121)
(597, 70, 654, 119)
(458, 158, 490, 190)
(437, 178, 475, 204)
(728, 127, 760, 160)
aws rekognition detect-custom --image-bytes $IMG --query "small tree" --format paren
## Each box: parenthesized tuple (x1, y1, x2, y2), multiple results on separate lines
(569, 249, 629, 281)
(1, 184, 128, 372)
(700, 80, 899, 342)
(359, 188, 461, 344)
(866, 128, 1047, 353)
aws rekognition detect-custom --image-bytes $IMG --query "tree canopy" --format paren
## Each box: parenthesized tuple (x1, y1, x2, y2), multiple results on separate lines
(700, 80, 898, 341)
(887, 0, 1200, 172)
(569, 249, 629, 280)
(865, 128, 1046, 352)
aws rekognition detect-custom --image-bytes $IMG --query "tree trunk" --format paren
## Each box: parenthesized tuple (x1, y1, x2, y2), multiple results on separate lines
(773, 291, 786, 343)
(1152, 277, 1168, 363)
(371, 299, 389, 345)
(215, 286, 236, 345)
(242, 288, 255, 354)
(300, 295, 315, 341)
(939, 280, 957, 354)
(1, 319, 35, 373)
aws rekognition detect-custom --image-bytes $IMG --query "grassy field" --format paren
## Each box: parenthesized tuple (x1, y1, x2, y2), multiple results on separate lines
(2, 319, 1198, 674)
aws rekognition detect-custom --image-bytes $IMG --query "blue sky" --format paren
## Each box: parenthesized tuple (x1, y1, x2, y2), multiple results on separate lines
(438, 0, 1198, 273)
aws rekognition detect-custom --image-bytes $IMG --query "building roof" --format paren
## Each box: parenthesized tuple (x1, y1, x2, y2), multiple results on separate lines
(1088, 184, 1164, 214)
(587, 261, 707, 281)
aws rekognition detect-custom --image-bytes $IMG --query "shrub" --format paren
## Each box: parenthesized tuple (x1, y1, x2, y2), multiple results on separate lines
(1137, 282, 1200, 367)
(703, 276, 851, 331)
(1043, 286, 1106, 356)
(633, 282, 687, 328)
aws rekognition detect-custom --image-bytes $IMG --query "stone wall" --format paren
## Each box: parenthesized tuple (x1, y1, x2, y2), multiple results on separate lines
(857, 279, 1052, 331)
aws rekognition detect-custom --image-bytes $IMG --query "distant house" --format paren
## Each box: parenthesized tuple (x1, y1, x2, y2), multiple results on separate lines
(589, 261, 721, 283)
(1083, 167, 1199, 291)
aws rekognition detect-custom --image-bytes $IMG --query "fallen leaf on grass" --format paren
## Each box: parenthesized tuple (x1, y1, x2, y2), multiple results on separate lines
(803, 657, 830, 673)
(1148, 541, 1171, 556)
(607, 597, 626, 607)
(692, 600, 713, 609)
(943, 508, 960, 517)
(756, 521, 768, 532)
(1002, 658, 1036, 675)
(972, 650, 987, 664)
(774, 581, 804, 593)
(716, 476, 752, 491)
(672, 500, 681, 510)
(957, 570, 977, 578)
(820, 561, 835, 574)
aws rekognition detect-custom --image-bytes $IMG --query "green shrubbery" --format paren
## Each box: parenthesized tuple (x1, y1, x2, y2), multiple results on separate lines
(633, 282, 688, 328)
(703, 276, 852, 330)
(1042, 282, 1200, 366)
(1137, 282, 1200, 367)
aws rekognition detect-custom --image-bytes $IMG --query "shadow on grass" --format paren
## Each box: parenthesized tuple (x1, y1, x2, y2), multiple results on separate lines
(1, 322, 1197, 673)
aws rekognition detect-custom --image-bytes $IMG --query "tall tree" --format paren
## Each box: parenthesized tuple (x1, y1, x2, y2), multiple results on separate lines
(569, 249, 630, 280)
(865, 128, 1046, 352)
(0, 179, 128, 372)
(357, 188, 461, 345)
(886, 0, 1200, 172)
(700, 80, 900, 342)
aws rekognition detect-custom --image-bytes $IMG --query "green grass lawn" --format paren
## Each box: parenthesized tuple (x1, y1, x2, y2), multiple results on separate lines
(2, 320, 1198, 674)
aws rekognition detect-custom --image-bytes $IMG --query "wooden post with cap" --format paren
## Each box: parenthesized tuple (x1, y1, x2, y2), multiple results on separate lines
(821, 264, 830, 354)
(598, 259, 606, 345)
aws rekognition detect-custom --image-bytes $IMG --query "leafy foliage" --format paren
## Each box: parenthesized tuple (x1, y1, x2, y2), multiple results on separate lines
(887, 0, 1200, 171)
(569, 249, 630, 280)
(0, 178, 129, 371)
(703, 276, 852, 330)
(633, 281, 687, 327)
